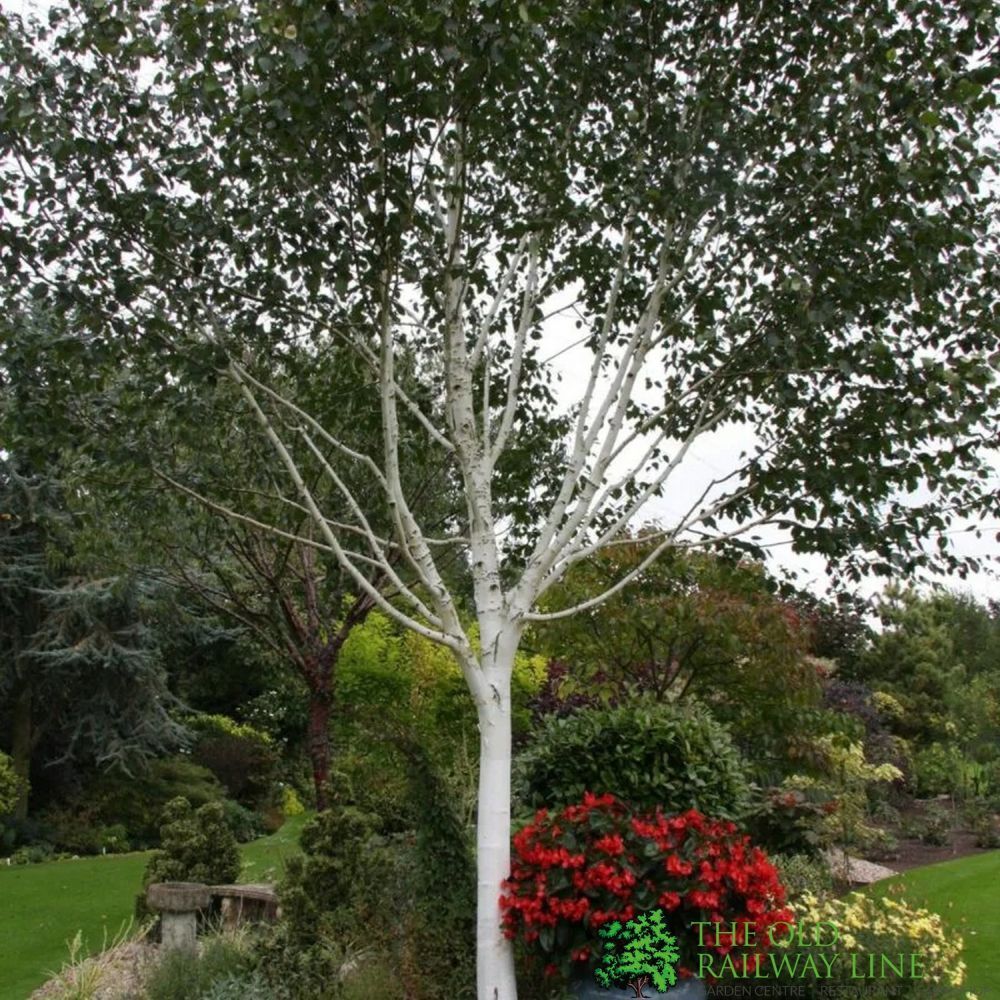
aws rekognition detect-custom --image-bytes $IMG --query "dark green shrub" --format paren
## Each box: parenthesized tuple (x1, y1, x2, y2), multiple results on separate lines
(909, 803, 952, 846)
(744, 786, 834, 858)
(514, 697, 751, 820)
(9, 842, 55, 865)
(270, 742, 476, 999)
(972, 814, 1000, 848)
(201, 971, 278, 1000)
(88, 756, 225, 847)
(188, 714, 279, 807)
(140, 797, 241, 916)
(221, 799, 265, 843)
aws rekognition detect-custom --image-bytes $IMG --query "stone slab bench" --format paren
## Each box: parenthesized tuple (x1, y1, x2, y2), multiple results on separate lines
(209, 883, 280, 928)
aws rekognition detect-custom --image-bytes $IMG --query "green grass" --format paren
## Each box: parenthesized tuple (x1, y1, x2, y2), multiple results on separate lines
(867, 849, 1000, 996)
(0, 815, 306, 1000)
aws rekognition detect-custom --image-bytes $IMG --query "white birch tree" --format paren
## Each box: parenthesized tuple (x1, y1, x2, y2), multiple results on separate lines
(2, 2, 999, 996)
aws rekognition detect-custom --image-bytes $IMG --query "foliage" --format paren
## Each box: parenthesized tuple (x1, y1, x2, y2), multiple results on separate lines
(220, 800, 266, 844)
(594, 909, 680, 996)
(912, 742, 988, 799)
(273, 746, 476, 999)
(787, 891, 971, 998)
(500, 794, 790, 980)
(143, 931, 260, 1000)
(515, 698, 751, 821)
(141, 797, 241, 894)
(782, 738, 903, 852)
(0, 459, 185, 817)
(82, 757, 226, 848)
(531, 549, 821, 753)
(5, 3, 1000, 996)
(34, 807, 132, 856)
(858, 589, 1000, 748)
(821, 679, 910, 778)
(906, 803, 953, 846)
(200, 972, 278, 1000)
(768, 853, 833, 904)
(280, 786, 305, 818)
(188, 714, 279, 808)
(971, 814, 1000, 849)
(745, 787, 837, 859)
(0, 750, 24, 815)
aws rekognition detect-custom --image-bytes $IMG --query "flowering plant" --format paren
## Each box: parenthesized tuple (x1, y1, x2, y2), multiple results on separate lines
(790, 890, 976, 998)
(500, 792, 792, 980)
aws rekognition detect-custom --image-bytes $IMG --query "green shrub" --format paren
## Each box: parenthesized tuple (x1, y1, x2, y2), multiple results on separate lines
(87, 757, 225, 847)
(221, 800, 265, 843)
(972, 813, 1000, 848)
(744, 786, 833, 857)
(770, 852, 833, 903)
(906, 802, 952, 846)
(912, 742, 967, 798)
(271, 744, 475, 999)
(188, 714, 279, 807)
(514, 697, 751, 820)
(0, 751, 24, 815)
(143, 931, 257, 1000)
(338, 953, 404, 1000)
(98, 823, 131, 853)
(9, 842, 55, 865)
(140, 797, 241, 918)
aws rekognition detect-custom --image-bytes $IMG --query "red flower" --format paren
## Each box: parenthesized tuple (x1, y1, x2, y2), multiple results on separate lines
(499, 793, 791, 979)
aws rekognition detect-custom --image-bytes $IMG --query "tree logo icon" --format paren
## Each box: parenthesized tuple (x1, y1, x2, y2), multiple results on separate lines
(594, 909, 680, 997)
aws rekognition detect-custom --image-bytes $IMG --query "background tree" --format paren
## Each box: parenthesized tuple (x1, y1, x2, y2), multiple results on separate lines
(0, 458, 184, 820)
(3, 3, 998, 996)
(529, 541, 820, 754)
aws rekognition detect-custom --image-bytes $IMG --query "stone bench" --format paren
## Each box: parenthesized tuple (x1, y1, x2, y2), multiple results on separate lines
(209, 883, 280, 929)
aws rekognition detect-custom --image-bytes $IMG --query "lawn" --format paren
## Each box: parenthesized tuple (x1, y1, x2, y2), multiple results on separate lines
(0, 815, 306, 1000)
(868, 849, 1000, 996)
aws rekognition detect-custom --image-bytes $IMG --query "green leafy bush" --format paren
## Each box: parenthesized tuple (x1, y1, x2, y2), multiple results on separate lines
(514, 697, 752, 820)
(270, 744, 475, 1000)
(744, 786, 834, 857)
(905, 803, 952, 846)
(0, 751, 24, 815)
(972, 814, 1000, 849)
(140, 797, 240, 907)
(770, 852, 833, 903)
(221, 800, 265, 843)
(86, 756, 225, 847)
(912, 742, 970, 798)
(188, 714, 279, 807)
(200, 972, 278, 1000)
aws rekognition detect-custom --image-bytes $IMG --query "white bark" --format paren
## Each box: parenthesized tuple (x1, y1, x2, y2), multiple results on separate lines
(473, 622, 520, 1000)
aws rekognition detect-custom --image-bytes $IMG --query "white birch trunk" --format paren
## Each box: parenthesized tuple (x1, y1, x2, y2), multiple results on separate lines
(474, 621, 519, 1000)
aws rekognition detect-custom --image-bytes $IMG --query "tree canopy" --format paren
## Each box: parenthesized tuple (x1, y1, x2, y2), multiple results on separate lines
(2, 3, 998, 997)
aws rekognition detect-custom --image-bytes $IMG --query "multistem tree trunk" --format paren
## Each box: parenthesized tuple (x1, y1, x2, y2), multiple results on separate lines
(474, 632, 519, 1000)
(305, 681, 333, 811)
